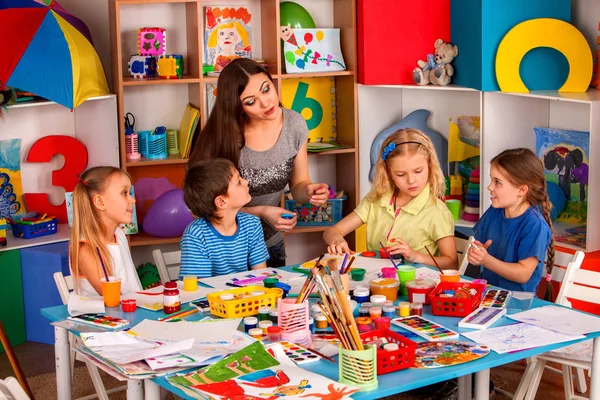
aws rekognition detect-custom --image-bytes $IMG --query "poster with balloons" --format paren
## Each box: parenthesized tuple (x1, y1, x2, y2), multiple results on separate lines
(283, 29, 346, 73)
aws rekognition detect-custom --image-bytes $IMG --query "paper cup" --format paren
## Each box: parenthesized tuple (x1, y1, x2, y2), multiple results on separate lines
(100, 276, 121, 307)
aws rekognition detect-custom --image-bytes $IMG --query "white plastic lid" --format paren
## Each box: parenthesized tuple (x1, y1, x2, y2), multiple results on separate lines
(308, 317, 314, 324)
(258, 306, 271, 314)
(315, 314, 327, 321)
(243, 316, 258, 325)
(220, 293, 235, 301)
(248, 328, 263, 336)
(258, 320, 273, 328)
(383, 343, 399, 351)
(383, 306, 396, 312)
(311, 304, 322, 312)
(252, 291, 266, 297)
(269, 310, 278, 316)
(354, 288, 370, 297)
(370, 295, 387, 304)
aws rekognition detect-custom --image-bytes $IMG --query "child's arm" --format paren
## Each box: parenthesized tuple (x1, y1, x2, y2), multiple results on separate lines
(323, 213, 363, 255)
(241, 205, 297, 233)
(389, 236, 458, 270)
(468, 240, 538, 284)
(76, 243, 104, 295)
(180, 235, 212, 279)
(289, 142, 329, 206)
(251, 262, 267, 270)
(248, 218, 269, 270)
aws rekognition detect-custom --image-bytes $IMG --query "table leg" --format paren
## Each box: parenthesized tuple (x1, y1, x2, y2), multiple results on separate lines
(457, 374, 472, 400)
(590, 337, 600, 400)
(55, 326, 72, 400)
(127, 380, 144, 400)
(474, 368, 490, 400)
(144, 380, 161, 400)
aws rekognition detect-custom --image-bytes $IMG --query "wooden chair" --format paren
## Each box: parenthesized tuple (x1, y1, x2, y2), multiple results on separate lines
(0, 324, 34, 399)
(152, 249, 181, 283)
(0, 377, 31, 400)
(53, 272, 126, 400)
(456, 235, 474, 275)
(499, 251, 591, 400)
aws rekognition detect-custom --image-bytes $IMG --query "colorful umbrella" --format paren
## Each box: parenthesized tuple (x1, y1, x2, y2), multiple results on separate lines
(0, 0, 109, 109)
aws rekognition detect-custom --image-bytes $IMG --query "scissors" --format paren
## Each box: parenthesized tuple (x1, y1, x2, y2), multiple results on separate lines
(124, 112, 135, 134)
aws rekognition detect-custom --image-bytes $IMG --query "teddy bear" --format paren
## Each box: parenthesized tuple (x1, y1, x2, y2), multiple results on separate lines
(413, 39, 459, 86)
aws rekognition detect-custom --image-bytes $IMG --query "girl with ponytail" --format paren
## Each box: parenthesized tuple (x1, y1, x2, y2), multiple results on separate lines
(70, 167, 142, 296)
(467, 148, 554, 299)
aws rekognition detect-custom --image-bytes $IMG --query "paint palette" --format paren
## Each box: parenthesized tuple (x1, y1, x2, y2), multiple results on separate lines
(391, 316, 459, 342)
(67, 313, 130, 330)
(280, 341, 322, 365)
(458, 307, 507, 330)
(481, 289, 512, 308)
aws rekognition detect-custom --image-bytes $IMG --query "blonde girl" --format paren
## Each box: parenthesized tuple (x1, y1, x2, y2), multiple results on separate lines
(70, 166, 142, 296)
(468, 148, 554, 298)
(324, 128, 458, 270)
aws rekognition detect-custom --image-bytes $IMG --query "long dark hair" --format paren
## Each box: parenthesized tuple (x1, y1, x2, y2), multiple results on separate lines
(188, 58, 274, 167)
(491, 148, 556, 301)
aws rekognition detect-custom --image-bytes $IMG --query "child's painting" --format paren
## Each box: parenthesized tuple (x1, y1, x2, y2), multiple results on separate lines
(168, 343, 359, 400)
(205, 6, 252, 72)
(206, 82, 218, 116)
(0, 139, 26, 219)
(283, 29, 346, 73)
(281, 77, 337, 143)
(414, 341, 489, 369)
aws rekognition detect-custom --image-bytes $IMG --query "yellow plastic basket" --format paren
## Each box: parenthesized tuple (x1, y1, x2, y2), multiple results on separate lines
(206, 286, 284, 318)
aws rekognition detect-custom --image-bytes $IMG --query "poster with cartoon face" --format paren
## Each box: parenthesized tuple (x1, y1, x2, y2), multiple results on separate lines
(205, 6, 252, 72)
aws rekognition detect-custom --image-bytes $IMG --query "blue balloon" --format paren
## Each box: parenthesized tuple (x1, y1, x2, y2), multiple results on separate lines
(546, 181, 566, 220)
(295, 59, 305, 69)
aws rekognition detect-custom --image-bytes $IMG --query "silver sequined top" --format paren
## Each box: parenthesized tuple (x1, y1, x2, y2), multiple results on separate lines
(239, 107, 308, 247)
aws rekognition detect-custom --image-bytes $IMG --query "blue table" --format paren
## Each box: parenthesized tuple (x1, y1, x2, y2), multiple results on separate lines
(42, 295, 600, 400)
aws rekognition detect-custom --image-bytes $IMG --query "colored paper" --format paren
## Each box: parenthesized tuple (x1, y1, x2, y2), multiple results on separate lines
(0, 139, 26, 218)
(283, 29, 346, 73)
(414, 341, 490, 368)
(507, 305, 600, 336)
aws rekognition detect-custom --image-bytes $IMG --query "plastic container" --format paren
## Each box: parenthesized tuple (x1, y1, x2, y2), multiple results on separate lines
(356, 317, 373, 332)
(354, 287, 370, 303)
(338, 344, 378, 391)
(373, 317, 391, 330)
(396, 266, 417, 296)
(308, 317, 314, 333)
(278, 298, 311, 346)
(263, 277, 279, 288)
(252, 290, 266, 297)
(311, 303, 323, 316)
(243, 316, 258, 332)
(269, 310, 278, 324)
(206, 286, 283, 318)
(370, 294, 386, 304)
(439, 270, 461, 283)
(405, 279, 437, 305)
(369, 307, 382, 320)
(428, 281, 483, 317)
(248, 328, 263, 340)
(398, 302, 410, 317)
(381, 267, 397, 279)
(220, 293, 235, 301)
(274, 282, 292, 298)
(121, 299, 136, 312)
(163, 281, 181, 314)
(410, 302, 423, 316)
(360, 329, 416, 375)
(11, 218, 58, 239)
(382, 306, 396, 319)
(358, 305, 370, 318)
(350, 268, 366, 281)
(370, 279, 400, 302)
(259, 320, 273, 334)
(257, 306, 271, 321)
(267, 326, 282, 342)
(285, 195, 347, 226)
(315, 314, 328, 330)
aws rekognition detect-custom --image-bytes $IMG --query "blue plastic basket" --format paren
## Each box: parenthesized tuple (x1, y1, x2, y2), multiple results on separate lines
(11, 218, 58, 239)
(138, 129, 167, 160)
(284, 195, 346, 226)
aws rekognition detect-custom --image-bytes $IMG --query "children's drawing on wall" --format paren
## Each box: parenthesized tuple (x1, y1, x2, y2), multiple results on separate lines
(283, 29, 346, 73)
(205, 6, 252, 72)
(206, 82, 218, 116)
(0, 139, 26, 218)
(535, 127, 589, 247)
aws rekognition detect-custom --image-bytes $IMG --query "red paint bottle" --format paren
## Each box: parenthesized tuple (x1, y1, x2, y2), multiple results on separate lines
(163, 281, 181, 314)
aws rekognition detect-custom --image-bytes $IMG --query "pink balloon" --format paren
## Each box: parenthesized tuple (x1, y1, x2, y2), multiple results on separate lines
(304, 32, 313, 44)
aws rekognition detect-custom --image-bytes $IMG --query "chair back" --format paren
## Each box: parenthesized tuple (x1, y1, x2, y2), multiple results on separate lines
(0, 377, 31, 400)
(456, 236, 474, 275)
(53, 272, 74, 305)
(553, 251, 598, 308)
(152, 249, 181, 283)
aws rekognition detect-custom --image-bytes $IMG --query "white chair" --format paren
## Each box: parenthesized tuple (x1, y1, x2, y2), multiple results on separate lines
(504, 251, 593, 400)
(152, 249, 181, 283)
(53, 272, 126, 400)
(0, 377, 31, 400)
(456, 236, 474, 275)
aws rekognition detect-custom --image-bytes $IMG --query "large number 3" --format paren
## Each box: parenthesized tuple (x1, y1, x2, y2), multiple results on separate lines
(24, 136, 88, 223)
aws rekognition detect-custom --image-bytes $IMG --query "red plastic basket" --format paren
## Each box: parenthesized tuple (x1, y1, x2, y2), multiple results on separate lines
(428, 281, 483, 317)
(360, 328, 416, 375)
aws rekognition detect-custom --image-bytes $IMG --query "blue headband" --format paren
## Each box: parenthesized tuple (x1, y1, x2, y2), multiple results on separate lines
(381, 141, 423, 161)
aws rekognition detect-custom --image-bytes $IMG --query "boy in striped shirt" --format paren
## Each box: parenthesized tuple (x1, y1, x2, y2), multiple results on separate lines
(180, 158, 269, 278)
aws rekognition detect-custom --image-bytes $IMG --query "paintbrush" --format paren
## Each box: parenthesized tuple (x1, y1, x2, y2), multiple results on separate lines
(344, 256, 356, 274)
(306, 346, 336, 363)
(295, 273, 314, 304)
(339, 253, 349, 274)
(424, 244, 445, 275)
(379, 241, 398, 269)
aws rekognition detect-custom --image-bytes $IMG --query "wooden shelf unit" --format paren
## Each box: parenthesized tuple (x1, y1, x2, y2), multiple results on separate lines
(110, 0, 358, 248)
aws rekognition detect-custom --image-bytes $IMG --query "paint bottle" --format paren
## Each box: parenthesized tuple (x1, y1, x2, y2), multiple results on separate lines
(370, 294, 387, 305)
(373, 316, 391, 330)
(383, 305, 396, 319)
(269, 309, 279, 324)
(243, 316, 258, 332)
(381, 267, 397, 279)
(398, 302, 410, 317)
(311, 303, 322, 317)
(248, 328, 263, 340)
(410, 302, 423, 316)
(383, 300, 395, 308)
(259, 320, 273, 335)
(263, 277, 279, 288)
(163, 282, 181, 314)
(356, 317, 373, 332)
(267, 326, 281, 342)
(219, 293, 235, 301)
(353, 287, 370, 304)
(358, 305, 370, 318)
(257, 306, 271, 321)
(308, 317, 314, 333)
(369, 307, 382, 320)
(315, 314, 328, 330)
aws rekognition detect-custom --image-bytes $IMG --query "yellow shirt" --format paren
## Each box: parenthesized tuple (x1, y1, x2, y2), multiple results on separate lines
(354, 185, 454, 255)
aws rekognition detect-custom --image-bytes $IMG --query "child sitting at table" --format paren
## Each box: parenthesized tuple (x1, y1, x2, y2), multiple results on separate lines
(180, 158, 269, 278)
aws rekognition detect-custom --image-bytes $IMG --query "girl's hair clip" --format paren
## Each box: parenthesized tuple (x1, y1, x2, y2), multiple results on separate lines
(80, 178, 88, 187)
(381, 140, 424, 161)
(545, 273, 552, 282)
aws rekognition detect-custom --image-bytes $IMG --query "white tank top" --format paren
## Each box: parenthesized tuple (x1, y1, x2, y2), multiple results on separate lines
(74, 228, 142, 296)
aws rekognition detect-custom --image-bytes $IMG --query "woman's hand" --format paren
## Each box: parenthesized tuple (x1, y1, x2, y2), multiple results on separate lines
(388, 238, 418, 262)
(306, 183, 329, 206)
(327, 238, 352, 256)
(467, 240, 492, 266)
(262, 206, 298, 233)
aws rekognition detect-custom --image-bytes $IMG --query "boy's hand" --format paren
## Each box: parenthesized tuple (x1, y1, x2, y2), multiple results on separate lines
(263, 207, 297, 233)
(467, 239, 492, 266)
(327, 238, 351, 256)
(307, 183, 329, 206)
(388, 238, 417, 262)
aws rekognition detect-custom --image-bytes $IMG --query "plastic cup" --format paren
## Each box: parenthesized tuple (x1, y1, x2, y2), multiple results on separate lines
(440, 270, 461, 283)
(183, 275, 198, 292)
(100, 276, 121, 307)
(396, 265, 416, 296)
(446, 199, 461, 221)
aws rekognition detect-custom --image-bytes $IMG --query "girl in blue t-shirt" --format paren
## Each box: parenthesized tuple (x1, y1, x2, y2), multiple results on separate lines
(468, 148, 554, 299)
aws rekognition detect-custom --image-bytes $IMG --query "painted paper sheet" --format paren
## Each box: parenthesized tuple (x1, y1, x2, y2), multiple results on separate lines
(283, 29, 346, 73)
(414, 341, 489, 368)
(0, 138, 26, 218)
(205, 6, 252, 72)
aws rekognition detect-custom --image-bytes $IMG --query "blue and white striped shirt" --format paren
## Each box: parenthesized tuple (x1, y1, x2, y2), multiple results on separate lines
(179, 213, 269, 278)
